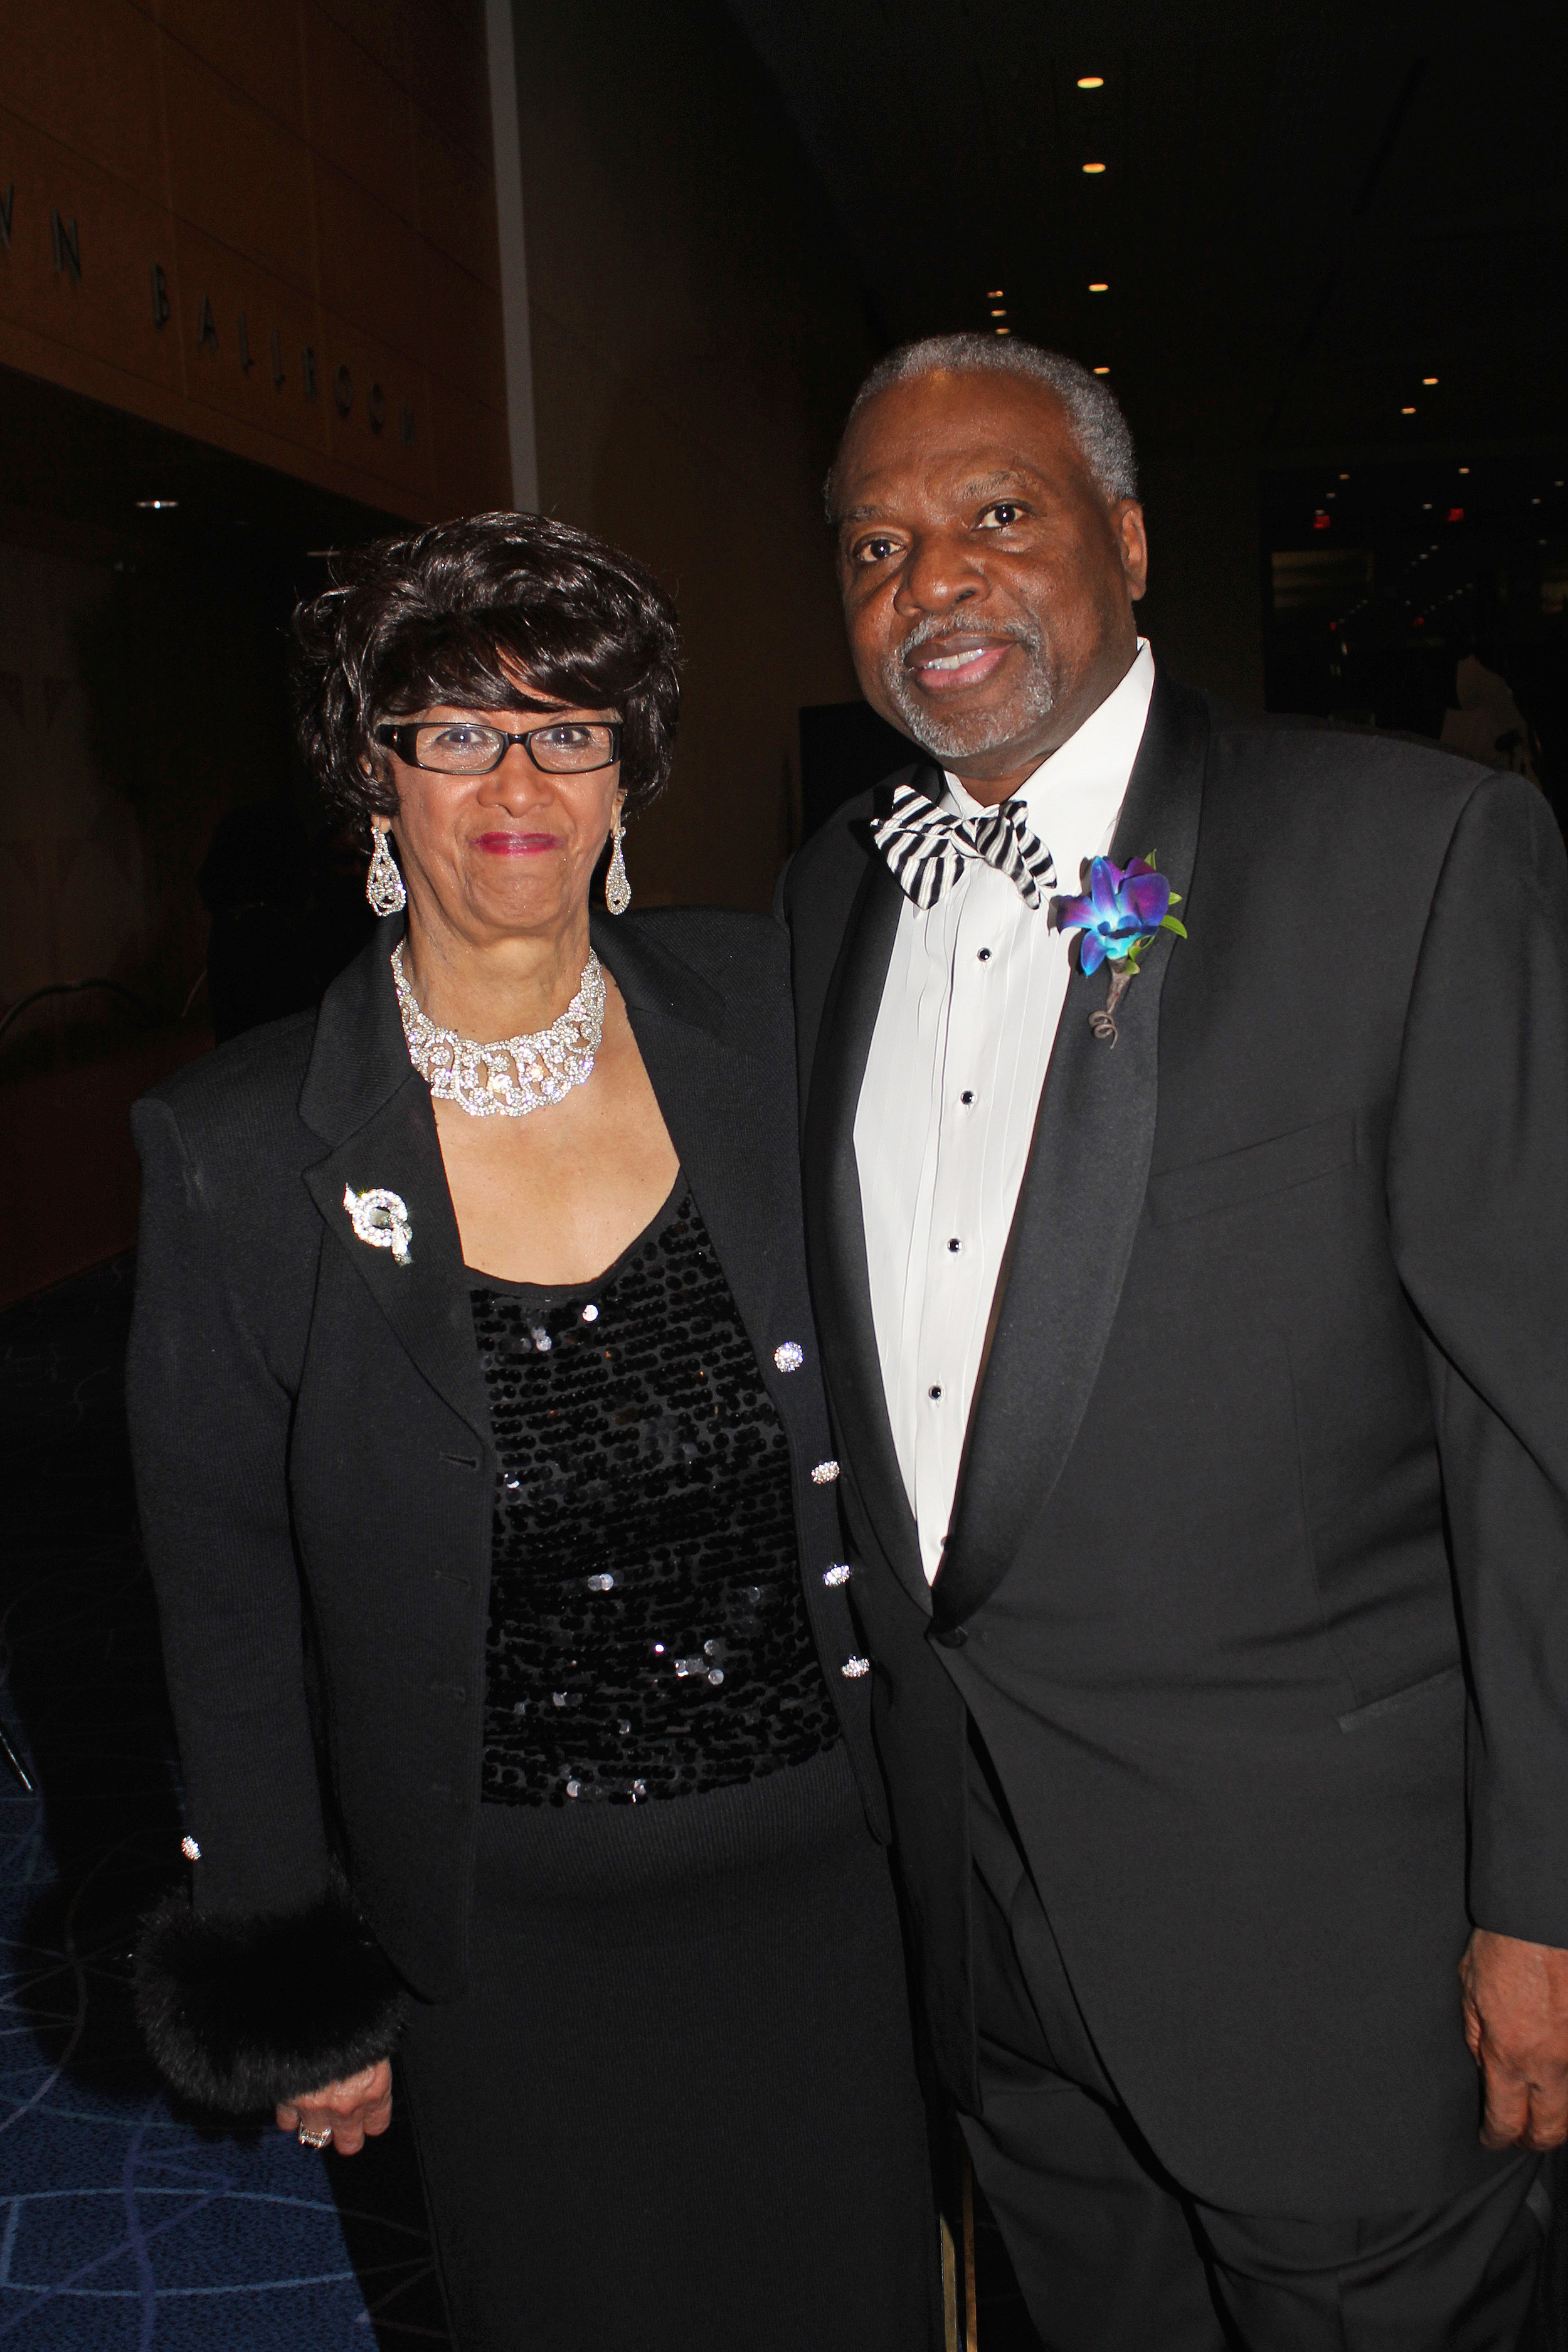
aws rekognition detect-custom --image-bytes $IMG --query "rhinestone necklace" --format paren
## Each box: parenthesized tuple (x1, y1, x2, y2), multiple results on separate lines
(391, 941, 606, 1118)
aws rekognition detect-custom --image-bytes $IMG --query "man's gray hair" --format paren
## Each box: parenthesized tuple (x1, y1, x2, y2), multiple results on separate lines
(828, 333, 1138, 516)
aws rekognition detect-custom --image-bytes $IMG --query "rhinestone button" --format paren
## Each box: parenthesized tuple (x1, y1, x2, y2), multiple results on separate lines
(842, 1656, 871, 1679)
(823, 1562, 851, 1587)
(180, 1835, 201, 1862)
(812, 1459, 840, 1485)
(773, 1342, 804, 1372)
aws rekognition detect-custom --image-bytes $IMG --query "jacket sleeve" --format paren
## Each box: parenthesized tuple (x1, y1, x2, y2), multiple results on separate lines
(1387, 772, 1568, 1948)
(125, 1094, 406, 2107)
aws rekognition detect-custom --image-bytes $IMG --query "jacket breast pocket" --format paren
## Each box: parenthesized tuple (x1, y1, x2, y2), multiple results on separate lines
(1147, 1111, 1357, 1227)
(1337, 1664, 1463, 1732)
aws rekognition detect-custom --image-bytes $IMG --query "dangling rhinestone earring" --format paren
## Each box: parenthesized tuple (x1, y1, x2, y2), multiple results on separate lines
(605, 812, 631, 916)
(366, 824, 406, 915)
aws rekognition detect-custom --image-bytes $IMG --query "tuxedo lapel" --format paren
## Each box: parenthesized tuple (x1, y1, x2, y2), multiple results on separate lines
(803, 775, 939, 1609)
(299, 921, 492, 1447)
(590, 914, 786, 1357)
(934, 674, 1210, 1625)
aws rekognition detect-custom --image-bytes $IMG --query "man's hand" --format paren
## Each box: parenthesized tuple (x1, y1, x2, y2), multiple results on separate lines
(1459, 1929, 1568, 2150)
(276, 2058, 393, 2156)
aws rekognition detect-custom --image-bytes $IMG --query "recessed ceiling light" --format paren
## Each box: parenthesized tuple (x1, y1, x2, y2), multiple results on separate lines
(1078, 75, 1104, 88)
(1401, 405, 1416, 414)
(987, 289, 1004, 299)
(1093, 365, 1110, 374)
(1423, 502, 1433, 509)
(1083, 162, 1106, 174)
(1339, 472, 1350, 480)
(995, 327, 1012, 336)
(1422, 376, 1438, 386)
(1459, 465, 1470, 474)
(136, 497, 177, 510)
(990, 307, 1007, 318)
(1089, 282, 1109, 293)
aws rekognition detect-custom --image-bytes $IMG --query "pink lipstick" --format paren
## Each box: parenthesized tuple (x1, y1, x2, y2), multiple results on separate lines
(475, 831, 558, 855)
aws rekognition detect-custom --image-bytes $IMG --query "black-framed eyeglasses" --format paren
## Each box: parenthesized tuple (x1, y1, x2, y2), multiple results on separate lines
(373, 719, 623, 777)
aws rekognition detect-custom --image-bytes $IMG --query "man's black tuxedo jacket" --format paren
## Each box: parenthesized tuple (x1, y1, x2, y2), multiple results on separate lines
(779, 670, 1568, 2216)
(126, 908, 882, 2097)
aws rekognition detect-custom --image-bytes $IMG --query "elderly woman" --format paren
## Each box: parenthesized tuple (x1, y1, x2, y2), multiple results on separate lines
(127, 512, 936, 2351)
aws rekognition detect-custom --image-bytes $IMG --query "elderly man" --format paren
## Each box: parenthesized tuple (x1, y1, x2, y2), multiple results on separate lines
(776, 333, 1568, 2347)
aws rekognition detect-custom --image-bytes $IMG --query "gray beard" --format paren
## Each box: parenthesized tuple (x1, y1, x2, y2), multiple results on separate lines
(877, 622, 1057, 763)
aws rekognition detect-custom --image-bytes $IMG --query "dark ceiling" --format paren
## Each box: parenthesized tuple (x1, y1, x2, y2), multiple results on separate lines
(721, 0, 1567, 467)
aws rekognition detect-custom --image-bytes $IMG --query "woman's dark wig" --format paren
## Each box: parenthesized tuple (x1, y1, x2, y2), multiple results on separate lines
(292, 510, 681, 831)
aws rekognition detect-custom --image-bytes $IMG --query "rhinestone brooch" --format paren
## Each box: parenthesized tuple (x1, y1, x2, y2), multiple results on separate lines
(393, 941, 605, 1118)
(181, 1835, 201, 1861)
(343, 1184, 412, 1265)
(842, 1656, 871, 1678)
(773, 1342, 804, 1372)
(823, 1562, 852, 1586)
(812, 1459, 840, 1485)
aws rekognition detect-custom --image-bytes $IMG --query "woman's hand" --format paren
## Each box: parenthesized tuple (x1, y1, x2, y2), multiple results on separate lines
(276, 2058, 393, 2155)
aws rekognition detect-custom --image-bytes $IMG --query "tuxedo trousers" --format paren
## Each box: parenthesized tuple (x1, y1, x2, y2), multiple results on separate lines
(961, 1741, 1547, 2351)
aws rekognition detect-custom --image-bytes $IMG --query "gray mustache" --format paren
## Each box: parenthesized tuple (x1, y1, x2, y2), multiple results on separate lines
(898, 618, 1040, 670)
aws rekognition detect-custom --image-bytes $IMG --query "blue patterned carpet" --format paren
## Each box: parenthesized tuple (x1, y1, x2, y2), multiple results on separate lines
(0, 1259, 449, 2351)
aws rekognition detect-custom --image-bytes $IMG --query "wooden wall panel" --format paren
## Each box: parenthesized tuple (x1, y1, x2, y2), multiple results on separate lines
(406, 0, 491, 169)
(154, 0, 307, 133)
(160, 41, 319, 292)
(1, 0, 165, 202)
(415, 119, 501, 290)
(303, 3, 417, 228)
(319, 314, 435, 506)
(0, 0, 511, 520)
(167, 222, 329, 456)
(0, 107, 183, 396)
(418, 245, 506, 411)
(314, 0, 410, 89)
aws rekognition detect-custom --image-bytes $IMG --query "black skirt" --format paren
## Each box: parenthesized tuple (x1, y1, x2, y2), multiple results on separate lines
(398, 1744, 940, 2351)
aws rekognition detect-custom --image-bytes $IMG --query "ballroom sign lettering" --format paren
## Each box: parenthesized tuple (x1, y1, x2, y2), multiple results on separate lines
(0, 171, 422, 463)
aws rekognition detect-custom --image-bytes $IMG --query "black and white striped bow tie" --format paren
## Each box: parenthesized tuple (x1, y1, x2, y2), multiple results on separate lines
(871, 781, 1056, 912)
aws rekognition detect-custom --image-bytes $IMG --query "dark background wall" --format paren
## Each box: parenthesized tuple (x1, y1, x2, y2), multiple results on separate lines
(722, 0, 1567, 805)
(507, 0, 874, 909)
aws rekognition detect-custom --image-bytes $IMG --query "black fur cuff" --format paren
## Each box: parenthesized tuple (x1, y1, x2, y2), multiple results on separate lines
(134, 1886, 410, 2112)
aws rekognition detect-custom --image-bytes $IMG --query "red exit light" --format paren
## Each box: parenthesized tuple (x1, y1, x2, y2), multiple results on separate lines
(1448, 506, 1465, 522)
(1313, 512, 1331, 530)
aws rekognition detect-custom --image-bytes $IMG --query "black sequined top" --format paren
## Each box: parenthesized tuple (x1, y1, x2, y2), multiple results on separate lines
(469, 1181, 840, 1807)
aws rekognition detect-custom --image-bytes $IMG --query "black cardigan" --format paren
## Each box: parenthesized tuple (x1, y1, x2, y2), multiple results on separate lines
(127, 908, 882, 2110)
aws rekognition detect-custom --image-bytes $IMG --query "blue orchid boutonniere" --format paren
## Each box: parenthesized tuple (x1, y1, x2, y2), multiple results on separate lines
(1051, 855, 1188, 1045)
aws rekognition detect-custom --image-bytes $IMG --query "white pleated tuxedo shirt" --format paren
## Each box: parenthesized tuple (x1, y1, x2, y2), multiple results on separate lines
(853, 641, 1157, 1583)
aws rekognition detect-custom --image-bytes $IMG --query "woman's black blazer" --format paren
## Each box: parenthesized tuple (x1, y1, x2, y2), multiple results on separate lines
(127, 908, 883, 2108)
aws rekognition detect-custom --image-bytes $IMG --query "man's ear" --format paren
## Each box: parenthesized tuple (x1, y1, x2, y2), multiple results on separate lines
(1116, 501, 1149, 604)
